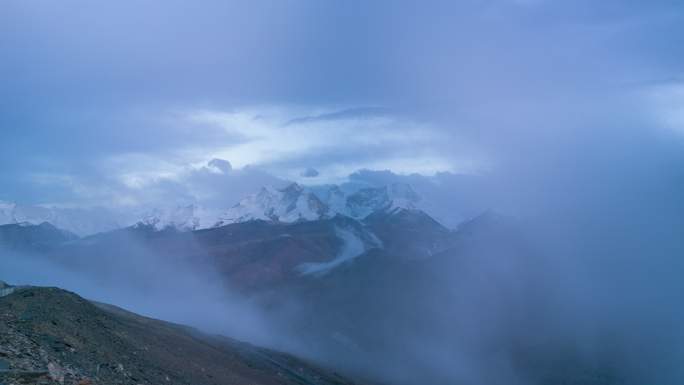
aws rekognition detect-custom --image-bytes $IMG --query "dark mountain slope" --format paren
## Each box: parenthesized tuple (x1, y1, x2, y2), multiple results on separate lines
(363, 207, 453, 259)
(181, 216, 378, 291)
(7, 207, 452, 293)
(0, 222, 77, 252)
(0, 285, 364, 385)
(254, 213, 624, 385)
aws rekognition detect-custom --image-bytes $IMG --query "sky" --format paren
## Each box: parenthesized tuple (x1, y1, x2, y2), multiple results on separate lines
(1, 0, 684, 209)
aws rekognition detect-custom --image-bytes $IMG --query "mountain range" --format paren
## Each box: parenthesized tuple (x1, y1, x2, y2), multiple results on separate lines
(0, 183, 624, 385)
(0, 182, 429, 237)
(215, 182, 421, 226)
(0, 182, 469, 384)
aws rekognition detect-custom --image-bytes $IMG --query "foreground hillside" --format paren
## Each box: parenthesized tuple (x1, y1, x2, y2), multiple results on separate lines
(0, 283, 362, 385)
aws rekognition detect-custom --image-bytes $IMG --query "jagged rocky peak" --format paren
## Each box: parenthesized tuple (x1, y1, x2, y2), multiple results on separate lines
(276, 182, 329, 222)
(346, 183, 420, 218)
(345, 186, 390, 218)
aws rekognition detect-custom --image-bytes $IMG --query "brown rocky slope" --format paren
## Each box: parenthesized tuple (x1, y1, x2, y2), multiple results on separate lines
(0, 282, 363, 385)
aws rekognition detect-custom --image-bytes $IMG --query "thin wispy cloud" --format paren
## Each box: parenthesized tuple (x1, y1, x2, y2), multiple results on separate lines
(185, 107, 467, 181)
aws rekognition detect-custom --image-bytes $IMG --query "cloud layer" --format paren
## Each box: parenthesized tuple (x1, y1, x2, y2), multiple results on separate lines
(1, 1, 683, 208)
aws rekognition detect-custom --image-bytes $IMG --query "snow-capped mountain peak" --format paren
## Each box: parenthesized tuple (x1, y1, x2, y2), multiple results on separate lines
(215, 182, 421, 226)
(216, 183, 328, 226)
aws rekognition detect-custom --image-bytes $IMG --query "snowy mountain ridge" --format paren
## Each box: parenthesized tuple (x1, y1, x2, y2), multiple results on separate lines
(214, 183, 327, 226)
(1, 182, 426, 236)
(132, 204, 228, 232)
(215, 182, 421, 226)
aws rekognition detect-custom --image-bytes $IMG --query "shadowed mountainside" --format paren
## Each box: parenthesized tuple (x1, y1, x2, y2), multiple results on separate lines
(0, 284, 366, 385)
